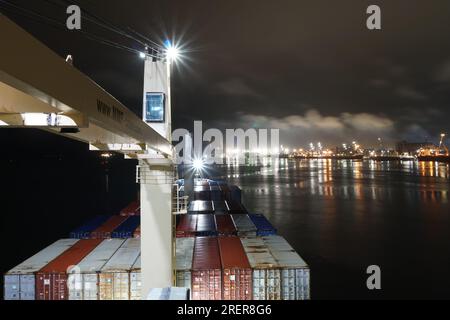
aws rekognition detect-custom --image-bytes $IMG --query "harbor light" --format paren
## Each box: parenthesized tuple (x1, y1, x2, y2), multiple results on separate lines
(193, 158, 204, 171)
(100, 152, 113, 158)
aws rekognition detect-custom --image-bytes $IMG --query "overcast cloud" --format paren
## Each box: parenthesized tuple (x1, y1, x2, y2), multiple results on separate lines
(2, 0, 450, 148)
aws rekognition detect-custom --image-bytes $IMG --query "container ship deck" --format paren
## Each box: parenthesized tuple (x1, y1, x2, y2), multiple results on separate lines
(4, 178, 310, 301)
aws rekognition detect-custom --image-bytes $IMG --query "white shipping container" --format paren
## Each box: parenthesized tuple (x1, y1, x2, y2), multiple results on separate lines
(67, 239, 126, 300)
(4, 239, 79, 300)
(263, 236, 310, 300)
(262, 235, 295, 251)
(240, 237, 281, 300)
(99, 238, 140, 300)
(231, 214, 257, 237)
(175, 238, 194, 292)
(130, 256, 141, 300)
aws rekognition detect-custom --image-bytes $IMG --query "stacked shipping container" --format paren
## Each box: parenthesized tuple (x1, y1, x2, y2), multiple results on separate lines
(227, 200, 248, 214)
(249, 214, 277, 236)
(218, 237, 252, 300)
(67, 239, 125, 300)
(263, 236, 310, 300)
(111, 216, 140, 238)
(211, 200, 229, 214)
(194, 186, 211, 201)
(99, 238, 140, 300)
(176, 214, 197, 238)
(196, 214, 217, 237)
(210, 185, 223, 201)
(232, 214, 257, 237)
(4, 236, 308, 300)
(4, 180, 311, 301)
(36, 239, 103, 300)
(4, 239, 79, 300)
(228, 185, 242, 204)
(175, 238, 195, 292)
(176, 214, 277, 238)
(130, 256, 141, 300)
(214, 215, 237, 236)
(90, 215, 128, 239)
(240, 237, 281, 300)
(188, 200, 214, 214)
(69, 215, 111, 239)
(191, 237, 222, 300)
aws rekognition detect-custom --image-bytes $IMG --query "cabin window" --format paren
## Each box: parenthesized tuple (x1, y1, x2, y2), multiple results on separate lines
(145, 93, 165, 122)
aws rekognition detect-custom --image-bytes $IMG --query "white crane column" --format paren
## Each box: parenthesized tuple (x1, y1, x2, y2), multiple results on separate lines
(139, 158, 173, 294)
(140, 57, 174, 296)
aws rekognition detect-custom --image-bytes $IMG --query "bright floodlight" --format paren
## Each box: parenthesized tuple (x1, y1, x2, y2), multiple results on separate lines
(139, 52, 146, 59)
(165, 40, 180, 62)
(193, 158, 204, 171)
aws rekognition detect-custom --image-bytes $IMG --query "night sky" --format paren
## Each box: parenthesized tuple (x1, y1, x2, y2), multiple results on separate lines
(1, 0, 450, 147)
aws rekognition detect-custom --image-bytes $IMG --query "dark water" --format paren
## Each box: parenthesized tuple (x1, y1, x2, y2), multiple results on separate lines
(2, 130, 449, 300)
(227, 159, 450, 299)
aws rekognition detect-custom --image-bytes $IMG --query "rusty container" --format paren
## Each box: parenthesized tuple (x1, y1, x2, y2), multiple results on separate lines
(191, 237, 222, 300)
(176, 214, 198, 238)
(218, 236, 252, 300)
(214, 215, 237, 236)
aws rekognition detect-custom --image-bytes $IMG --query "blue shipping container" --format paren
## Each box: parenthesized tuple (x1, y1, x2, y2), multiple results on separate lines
(249, 213, 277, 236)
(196, 214, 217, 237)
(111, 216, 141, 238)
(69, 215, 111, 239)
(229, 185, 242, 204)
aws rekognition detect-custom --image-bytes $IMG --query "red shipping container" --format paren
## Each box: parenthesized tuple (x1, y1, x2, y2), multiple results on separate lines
(176, 215, 198, 238)
(36, 239, 103, 300)
(192, 237, 222, 300)
(90, 215, 128, 239)
(214, 215, 237, 236)
(218, 237, 252, 300)
(120, 201, 140, 216)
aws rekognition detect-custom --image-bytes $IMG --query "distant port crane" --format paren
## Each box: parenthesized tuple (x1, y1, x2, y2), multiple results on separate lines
(439, 133, 449, 155)
(417, 133, 450, 163)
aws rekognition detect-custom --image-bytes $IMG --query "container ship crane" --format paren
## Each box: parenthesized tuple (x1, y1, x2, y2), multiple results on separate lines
(0, 14, 176, 296)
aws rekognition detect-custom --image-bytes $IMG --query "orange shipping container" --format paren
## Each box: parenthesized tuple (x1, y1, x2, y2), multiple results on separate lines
(35, 239, 103, 300)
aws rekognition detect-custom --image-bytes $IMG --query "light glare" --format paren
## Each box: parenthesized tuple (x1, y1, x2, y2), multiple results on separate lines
(165, 40, 180, 62)
(193, 158, 204, 171)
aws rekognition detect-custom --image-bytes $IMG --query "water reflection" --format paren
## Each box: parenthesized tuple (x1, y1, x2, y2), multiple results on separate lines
(225, 159, 450, 299)
(226, 159, 449, 204)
